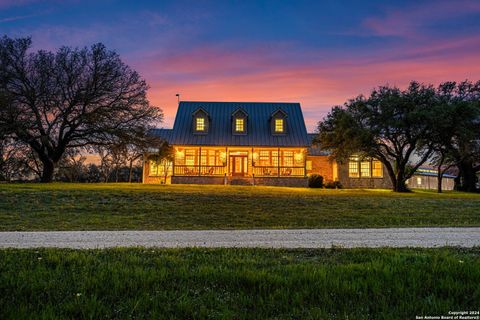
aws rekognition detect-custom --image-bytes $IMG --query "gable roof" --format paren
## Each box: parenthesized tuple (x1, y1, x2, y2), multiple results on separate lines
(154, 101, 310, 147)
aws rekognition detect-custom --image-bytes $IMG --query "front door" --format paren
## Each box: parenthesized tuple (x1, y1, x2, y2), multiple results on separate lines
(231, 156, 247, 176)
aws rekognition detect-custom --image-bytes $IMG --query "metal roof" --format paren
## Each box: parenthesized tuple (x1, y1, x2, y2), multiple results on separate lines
(152, 101, 310, 147)
(307, 133, 331, 156)
(148, 128, 173, 141)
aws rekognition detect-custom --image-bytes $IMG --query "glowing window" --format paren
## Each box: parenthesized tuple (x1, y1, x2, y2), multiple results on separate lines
(282, 151, 294, 167)
(235, 118, 244, 132)
(275, 118, 284, 133)
(196, 117, 205, 131)
(372, 160, 383, 177)
(348, 159, 359, 178)
(185, 149, 196, 166)
(417, 177, 422, 185)
(360, 161, 371, 177)
(306, 160, 312, 171)
(149, 160, 159, 176)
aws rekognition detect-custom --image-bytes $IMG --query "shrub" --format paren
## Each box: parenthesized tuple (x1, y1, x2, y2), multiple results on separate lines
(324, 180, 343, 189)
(308, 174, 324, 188)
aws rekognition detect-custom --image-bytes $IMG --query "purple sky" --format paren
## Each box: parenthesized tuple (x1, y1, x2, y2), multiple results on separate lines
(2, 0, 480, 131)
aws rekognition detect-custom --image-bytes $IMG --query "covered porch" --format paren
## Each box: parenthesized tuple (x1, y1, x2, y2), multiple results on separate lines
(172, 146, 307, 178)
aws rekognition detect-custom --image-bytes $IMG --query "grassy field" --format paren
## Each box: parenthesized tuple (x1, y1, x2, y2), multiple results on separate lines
(0, 183, 479, 230)
(0, 247, 478, 319)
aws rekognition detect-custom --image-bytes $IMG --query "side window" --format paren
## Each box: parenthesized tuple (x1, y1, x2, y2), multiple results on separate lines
(348, 157, 359, 178)
(372, 160, 383, 177)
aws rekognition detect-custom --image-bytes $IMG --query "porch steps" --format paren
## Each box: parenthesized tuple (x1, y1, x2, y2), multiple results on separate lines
(227, 177, 254, 186)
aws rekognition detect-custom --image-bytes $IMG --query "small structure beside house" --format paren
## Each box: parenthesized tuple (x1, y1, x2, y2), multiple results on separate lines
(406, 168, 455, 191)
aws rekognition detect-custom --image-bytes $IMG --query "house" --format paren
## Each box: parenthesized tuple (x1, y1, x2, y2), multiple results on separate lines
(144, 101, 311, 187)
(143, 101, 398, 188)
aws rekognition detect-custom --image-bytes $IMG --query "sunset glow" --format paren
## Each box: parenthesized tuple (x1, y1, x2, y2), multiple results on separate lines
(2, 0, 480, 130)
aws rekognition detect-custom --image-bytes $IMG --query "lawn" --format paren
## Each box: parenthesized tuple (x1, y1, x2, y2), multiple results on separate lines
(0, 247, 478, 319)
(0, 183, 479, 230)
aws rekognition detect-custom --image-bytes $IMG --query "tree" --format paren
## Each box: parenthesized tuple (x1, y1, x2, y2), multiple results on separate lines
(433, 81, 480, 192)
(316, 82, 437, 192)
(0, 36, 162, 182)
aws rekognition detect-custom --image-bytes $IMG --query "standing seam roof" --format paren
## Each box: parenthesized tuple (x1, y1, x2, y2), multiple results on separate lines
(160, 101, 310, 147)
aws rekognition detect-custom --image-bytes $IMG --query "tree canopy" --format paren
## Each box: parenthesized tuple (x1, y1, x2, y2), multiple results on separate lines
(0, 36, 163, 182)
(317, 82, 440, 192)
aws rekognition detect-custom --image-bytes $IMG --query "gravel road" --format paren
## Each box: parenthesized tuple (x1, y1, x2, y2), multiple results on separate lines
(0, 228, 479, 249)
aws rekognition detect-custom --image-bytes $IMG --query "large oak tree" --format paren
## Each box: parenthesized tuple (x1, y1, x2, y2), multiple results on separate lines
(0, 36, 162, 182)
(431, 81, 480, 192)
(316, 82, 437, 192)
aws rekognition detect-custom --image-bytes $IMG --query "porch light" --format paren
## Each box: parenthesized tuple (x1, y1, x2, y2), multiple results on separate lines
(175, 149, 185, 159)
(252, 152, 259, 161)
(294, 152, 303, 162)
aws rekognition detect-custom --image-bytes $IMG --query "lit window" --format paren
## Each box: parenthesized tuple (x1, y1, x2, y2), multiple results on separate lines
(149, 160, 159, 176)
(185, 149, 196, 166)
(282, 151, 294, 167)
(306, 160, 312, 170)
(196, 117, 205, 131)
(348, 158, 359, 177)
(372, 160, 383, 177)
(235, 118, 244, 132)
(275, 118, 284, 133)
(417, 177, 422, 185)
(360, 161, 371, 177)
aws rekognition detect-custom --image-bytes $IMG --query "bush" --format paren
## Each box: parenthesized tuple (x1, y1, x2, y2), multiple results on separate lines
(324, 180, 343, 189)
(308, 174, 324, 188)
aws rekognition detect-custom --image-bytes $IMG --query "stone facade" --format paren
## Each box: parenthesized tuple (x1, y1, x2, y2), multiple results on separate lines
(306, 155, 334, 181)
(336, 162, 393, 189)
(253, 177, 308, 187)
(171, 175, 308, 187)
(172, 176, 225, 185)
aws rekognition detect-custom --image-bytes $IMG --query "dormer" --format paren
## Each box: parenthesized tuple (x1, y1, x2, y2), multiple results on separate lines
(270, 109, 287, 135)
(192, 108, 209, 134)
(232, 108, 248, 135)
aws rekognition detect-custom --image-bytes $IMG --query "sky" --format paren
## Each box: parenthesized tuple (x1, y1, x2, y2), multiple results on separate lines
(1, 0, 480, 131)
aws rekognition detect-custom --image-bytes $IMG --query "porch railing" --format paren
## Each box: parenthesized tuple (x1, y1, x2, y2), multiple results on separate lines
(174, 165, 225, 176)
(174, 165, 305, 177)
(252, 166, 305, 177)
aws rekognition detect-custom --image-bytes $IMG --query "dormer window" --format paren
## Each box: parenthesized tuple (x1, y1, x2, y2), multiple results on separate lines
(196, 117, 205, 131)
(235, 118, 244, 132)
(271, 109, 287, 135)
(232, 108, 248, 135)
(274, 118, 284, 133)
(192, 108, 209, 134)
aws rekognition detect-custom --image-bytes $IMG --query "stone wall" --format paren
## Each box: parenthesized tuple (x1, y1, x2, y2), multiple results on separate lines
(172, 176, 226, 185)
(337, 162, 393, 189)
(171, 175, 308, 187)
(306, 155, 334, 181)
(253, 177, 308, 187)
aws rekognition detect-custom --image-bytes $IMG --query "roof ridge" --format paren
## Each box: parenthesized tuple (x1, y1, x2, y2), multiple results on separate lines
(180, 101, 300, 104)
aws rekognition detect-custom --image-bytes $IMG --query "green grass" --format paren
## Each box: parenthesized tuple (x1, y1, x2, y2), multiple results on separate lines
(0, 247, 478, 319)
(0, 183, 479, 230)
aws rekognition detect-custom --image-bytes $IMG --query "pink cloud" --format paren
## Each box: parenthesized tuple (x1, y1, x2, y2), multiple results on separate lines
(132, 37, 480, 132)
(362, 0, 480, 38)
